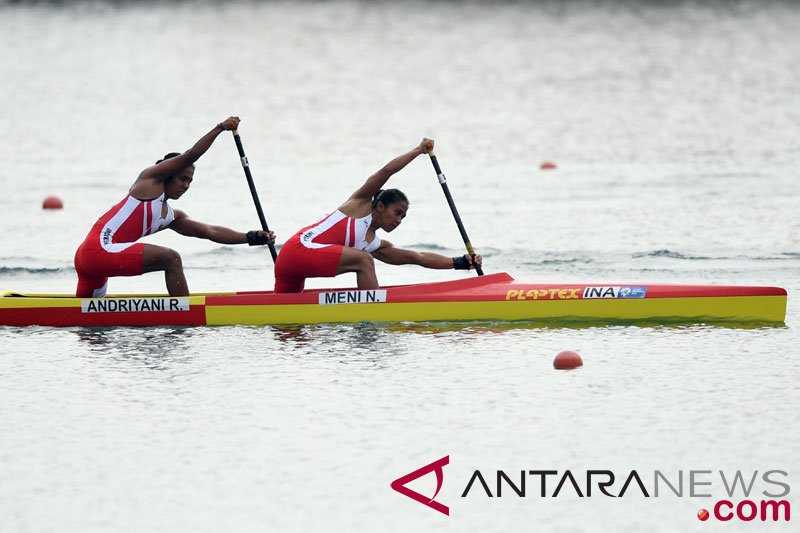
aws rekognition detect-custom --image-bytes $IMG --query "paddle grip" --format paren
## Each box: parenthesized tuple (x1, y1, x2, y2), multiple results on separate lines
(232, 131, 278, 261)
(428, 154, 484, 276)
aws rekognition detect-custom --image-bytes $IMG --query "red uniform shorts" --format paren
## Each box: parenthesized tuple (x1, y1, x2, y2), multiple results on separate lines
(74, 240, 145, 298)
(273, 236, 344, 293)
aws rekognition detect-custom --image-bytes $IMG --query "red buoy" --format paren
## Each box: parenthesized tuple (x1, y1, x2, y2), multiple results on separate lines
(43, 196, 63, 209)
(553, 350, 583, 370)
(540, 161, 557, 170)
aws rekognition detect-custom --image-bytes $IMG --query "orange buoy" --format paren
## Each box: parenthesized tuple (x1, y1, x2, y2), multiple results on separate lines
(540, 161, 557, 170)
(553, 350, 583, 370)
(43, 196, 63, 209)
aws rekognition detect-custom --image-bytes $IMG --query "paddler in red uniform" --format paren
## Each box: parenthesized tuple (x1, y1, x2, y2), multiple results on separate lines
(74, 116, 275, 298)
(274, 138, 482, 293)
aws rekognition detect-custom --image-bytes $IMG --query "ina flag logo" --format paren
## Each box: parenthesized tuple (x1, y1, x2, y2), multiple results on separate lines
(390, 455, 450, 516)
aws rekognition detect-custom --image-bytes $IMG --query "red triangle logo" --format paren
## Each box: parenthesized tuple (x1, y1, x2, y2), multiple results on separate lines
(390, 455, 450, 516)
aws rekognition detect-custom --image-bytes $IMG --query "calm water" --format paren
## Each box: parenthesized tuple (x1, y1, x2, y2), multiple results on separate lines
(1, 1, 799, 532)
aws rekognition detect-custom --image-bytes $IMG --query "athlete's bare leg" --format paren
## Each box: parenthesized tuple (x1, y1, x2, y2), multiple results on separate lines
(336, 247, 379, 289)
(142, 244, 189, 296)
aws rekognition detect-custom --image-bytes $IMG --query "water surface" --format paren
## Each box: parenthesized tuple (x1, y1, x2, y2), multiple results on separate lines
(1, 1, 799, 531)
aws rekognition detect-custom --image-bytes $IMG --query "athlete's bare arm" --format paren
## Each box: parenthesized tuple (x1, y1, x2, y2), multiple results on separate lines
(169, 210, 274, 245)
(130, 116, 240, 198)
(339, 138, 433, 217)
(371, 240, 482, 269)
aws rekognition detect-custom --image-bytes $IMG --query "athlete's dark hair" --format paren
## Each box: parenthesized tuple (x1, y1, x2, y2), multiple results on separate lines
(156, 152, 181, 164)
(372, 188, 409, 209)
(155, 152, 195, 168)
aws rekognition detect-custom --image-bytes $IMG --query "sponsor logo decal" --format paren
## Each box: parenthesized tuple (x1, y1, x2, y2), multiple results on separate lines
(81, 298, 190, 313)
(390, 456, 450, 516)
(319, 290, 387, 305)
(583, 286, 647, 299)
(505, 288, 582, 301)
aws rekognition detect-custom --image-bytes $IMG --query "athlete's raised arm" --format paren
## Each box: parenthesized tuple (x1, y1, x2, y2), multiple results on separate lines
(339, 138, 433, 216)
(133, 116, 240, 188)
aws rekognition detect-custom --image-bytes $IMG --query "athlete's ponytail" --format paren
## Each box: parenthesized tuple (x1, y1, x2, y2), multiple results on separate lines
(372, 188, 409, 209)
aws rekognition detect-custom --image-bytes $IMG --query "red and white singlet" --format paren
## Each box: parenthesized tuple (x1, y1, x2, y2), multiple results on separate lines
(74, 193, 175, 297)
(274, 210, 380, 293)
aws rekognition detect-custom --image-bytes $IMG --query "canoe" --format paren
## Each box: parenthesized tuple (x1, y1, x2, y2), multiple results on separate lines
(0, 272, 786, 327)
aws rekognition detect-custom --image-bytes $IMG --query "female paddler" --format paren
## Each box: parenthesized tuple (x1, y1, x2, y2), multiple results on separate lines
(74, 116, 275, 298)
(274, 138, 482, 293)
